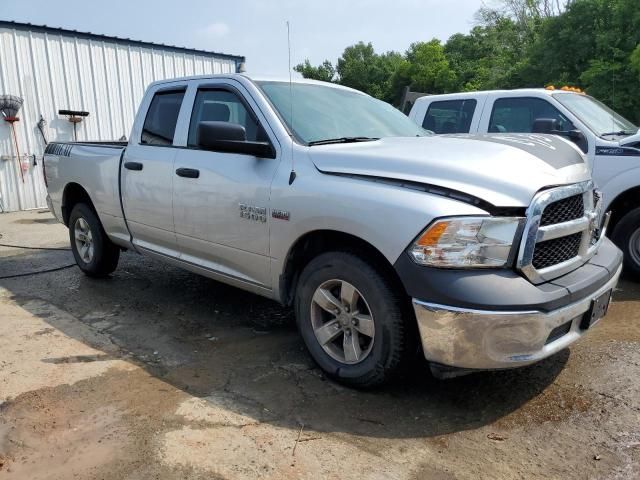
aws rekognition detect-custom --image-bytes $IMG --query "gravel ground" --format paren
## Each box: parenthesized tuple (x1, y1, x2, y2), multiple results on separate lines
(0, 209, 638, 480)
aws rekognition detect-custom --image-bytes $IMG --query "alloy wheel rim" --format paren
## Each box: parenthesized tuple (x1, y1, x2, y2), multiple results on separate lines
(630, 227, 640, 267)
(74, 217, 94, 264)
(310, 279, 375, 364)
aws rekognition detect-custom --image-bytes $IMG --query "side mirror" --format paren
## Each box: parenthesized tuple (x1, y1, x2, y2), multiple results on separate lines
(533, 118, 588, 153)
(565, 129, 588, 153)
(532, 118, 558, 134)
(197, 121, 275, 158)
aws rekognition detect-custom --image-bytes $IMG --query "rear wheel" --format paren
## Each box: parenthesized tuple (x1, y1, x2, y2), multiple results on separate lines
(295, 252, 409, 388)
(69, 203, 120, 277)
(612, 207, 640, 278)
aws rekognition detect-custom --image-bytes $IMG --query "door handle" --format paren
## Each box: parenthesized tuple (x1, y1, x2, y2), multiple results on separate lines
(176, 168, 200, 178)
(124, 161, 143, 171)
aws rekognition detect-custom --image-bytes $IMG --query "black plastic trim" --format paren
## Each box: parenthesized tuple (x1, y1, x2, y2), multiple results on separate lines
(175, 167, 200, 178)
(124, 161, 143, 171)
(322, 172, 526, 216)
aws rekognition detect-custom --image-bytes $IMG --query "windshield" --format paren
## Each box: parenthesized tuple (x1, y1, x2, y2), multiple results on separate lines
(553, 93, 637, 137)
(256, 81, 426, 144)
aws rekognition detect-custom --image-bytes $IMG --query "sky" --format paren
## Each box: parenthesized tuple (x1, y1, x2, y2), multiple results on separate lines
(2, 0, 486, 77)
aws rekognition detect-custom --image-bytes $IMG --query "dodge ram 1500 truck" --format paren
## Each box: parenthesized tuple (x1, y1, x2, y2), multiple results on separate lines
(409, 88, 640, 277)
(45, 75, 622, 387)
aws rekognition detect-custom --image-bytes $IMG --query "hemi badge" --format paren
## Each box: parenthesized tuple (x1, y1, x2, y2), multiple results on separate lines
(272, 209, 290, 221)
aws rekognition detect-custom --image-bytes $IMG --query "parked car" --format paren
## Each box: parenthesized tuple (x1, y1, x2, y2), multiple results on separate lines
(44, 75, 621, 386)
(409, 88, 640, 277)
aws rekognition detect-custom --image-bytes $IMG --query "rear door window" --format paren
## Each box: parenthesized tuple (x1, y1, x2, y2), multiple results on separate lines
(489, 97, 575, 133)
(141, 90, 185, 145)
(423, 99, 477, 134)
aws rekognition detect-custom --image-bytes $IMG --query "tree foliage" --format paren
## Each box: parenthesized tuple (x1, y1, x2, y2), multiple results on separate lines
(295, 0, 640, 121)
(294, 59, 336, 83)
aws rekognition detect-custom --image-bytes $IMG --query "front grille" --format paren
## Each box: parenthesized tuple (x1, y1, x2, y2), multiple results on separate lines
(518, 182, 605, 283)
(532, 232, 582, 269)
(540, 194, 584, 226)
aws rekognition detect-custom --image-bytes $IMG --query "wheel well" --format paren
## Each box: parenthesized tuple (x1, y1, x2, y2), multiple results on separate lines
(62, 183, 95, 226)
(607, 186, 640, 234)
(279, 230, 407, 307)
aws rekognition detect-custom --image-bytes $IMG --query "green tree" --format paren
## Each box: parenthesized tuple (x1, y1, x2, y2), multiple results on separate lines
(294, 59, 336, 82)
(390, 40, 457, 100)
(444, 17, 530, 91)
(526, 0, 640, 121)
(631, 44, 640, 76)
(335, 42, 404, 102)
(295, 0, 640, 120)
(296, 42, 404, 103)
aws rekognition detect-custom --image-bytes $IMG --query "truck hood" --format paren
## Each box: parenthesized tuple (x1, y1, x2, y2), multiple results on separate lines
(308, 134, 591, 207)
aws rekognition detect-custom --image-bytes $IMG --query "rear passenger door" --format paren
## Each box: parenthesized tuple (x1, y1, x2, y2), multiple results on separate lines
(122, 86, 187, 257)
(422, 99, 478, 134)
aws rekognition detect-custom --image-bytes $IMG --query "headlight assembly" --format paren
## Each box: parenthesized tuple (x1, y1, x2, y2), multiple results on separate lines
(408, 217, 523, 268)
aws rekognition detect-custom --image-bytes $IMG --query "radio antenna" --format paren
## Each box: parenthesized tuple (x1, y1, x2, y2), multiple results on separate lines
(287, 21, 296, 185)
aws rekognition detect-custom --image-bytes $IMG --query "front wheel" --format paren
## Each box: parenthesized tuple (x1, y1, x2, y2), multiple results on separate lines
(69, 203, 120, 277)
(611, 207, 640, 278)
(294, 252, 409, 388)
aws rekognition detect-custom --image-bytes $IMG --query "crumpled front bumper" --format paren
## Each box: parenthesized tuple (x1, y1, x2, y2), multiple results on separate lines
(395, 237, 623, 373)
(413, 263, 621, 371)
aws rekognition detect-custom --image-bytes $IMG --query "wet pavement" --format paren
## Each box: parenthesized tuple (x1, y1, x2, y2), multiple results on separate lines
(0, 210, 639, 479)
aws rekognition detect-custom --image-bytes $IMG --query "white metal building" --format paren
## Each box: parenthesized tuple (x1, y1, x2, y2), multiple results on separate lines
(0, 21, 244, 212)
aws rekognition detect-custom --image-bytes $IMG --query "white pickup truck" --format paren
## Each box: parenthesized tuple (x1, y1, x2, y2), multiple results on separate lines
(409, 88, 640, 276)
(44, 75, 621, 386)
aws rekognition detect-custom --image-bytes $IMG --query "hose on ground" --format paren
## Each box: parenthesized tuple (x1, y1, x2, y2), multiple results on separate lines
(0, 233, 71, 251)
(0, 264, 76, 280)
(0, 233, 76, 279)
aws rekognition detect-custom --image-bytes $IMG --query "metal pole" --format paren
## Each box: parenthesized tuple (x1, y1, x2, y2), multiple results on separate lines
(9, 121, 25, 183)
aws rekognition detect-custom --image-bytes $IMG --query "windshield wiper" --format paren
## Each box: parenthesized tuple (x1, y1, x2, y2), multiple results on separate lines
(308, 136, 379, 146)
(601, 130, 636, 137)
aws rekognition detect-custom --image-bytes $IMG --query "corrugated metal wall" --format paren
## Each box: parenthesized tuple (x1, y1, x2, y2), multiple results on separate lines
(0, 24, 241, 212)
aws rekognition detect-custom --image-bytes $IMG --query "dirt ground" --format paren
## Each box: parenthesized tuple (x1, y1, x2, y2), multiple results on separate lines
(0, 209, 638, 480)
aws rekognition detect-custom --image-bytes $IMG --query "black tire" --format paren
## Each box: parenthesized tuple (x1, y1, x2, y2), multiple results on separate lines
(611, 207, 640, 278)
(68, 203, 120, 277)
(294, 251, 409, 388)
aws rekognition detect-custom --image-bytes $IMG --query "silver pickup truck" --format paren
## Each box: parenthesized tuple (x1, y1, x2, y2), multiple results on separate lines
(44, 74, 622, 387)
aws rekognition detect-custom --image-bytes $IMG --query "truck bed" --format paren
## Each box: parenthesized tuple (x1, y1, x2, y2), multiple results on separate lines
(44, 141, 130, 246)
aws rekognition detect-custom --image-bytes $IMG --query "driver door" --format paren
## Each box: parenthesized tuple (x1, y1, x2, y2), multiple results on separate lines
(172, 82, 280, 288)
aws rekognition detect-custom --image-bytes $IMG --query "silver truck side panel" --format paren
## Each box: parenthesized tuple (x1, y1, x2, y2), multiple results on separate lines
(121, 144, 179, 257)
(593, 157, 640, 213)
(178, 236, 271, 287)
(45, 144, 131, 248)
(172, 147, 277, 287)
(169, 77, 284, 288)
(267, 152, 490, 301)
(140, 246, 273, 299)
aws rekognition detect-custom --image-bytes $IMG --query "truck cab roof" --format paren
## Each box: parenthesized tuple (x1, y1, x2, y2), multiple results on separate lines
(147, 73, 365, 94)
(413, 88, 581, 105)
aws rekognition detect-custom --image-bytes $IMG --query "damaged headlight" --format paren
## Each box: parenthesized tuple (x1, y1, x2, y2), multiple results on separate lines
(408, 217, 523, 268)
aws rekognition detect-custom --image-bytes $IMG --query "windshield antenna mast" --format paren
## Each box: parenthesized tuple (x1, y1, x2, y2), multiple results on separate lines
(287, 21, 296, 185)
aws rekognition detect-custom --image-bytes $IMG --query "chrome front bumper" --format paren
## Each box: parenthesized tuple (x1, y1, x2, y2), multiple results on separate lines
(413, 264, 622, 371)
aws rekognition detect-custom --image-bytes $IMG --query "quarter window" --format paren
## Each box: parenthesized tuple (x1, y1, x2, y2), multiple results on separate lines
(141, 90, 185, 145)
(423, 99, 477, 134)
(188, 89, 265, 147)
(489, 97, 575, 133)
